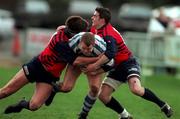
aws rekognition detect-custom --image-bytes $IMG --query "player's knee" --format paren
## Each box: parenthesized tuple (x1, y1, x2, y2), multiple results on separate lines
(130, 86, 144, 96)
(29, 101, 42, 111)
(60, 85, 73, 93)
(98, 93, 109, 104)
(90, 85, 100, 96)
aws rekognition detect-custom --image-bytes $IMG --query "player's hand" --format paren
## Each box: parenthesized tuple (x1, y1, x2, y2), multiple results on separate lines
(56, 25, 66, 31)
(85, 63, 99, 72)
(79, 65, 88, 73)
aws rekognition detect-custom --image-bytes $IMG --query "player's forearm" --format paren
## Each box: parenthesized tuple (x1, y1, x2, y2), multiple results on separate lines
(73, 56, 99, 66)
(93, 54, 109, 68)
(94, 68, 105, 75)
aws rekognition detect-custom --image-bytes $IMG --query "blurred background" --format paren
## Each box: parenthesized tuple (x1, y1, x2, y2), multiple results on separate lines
(0, 1, 180, 119)
(0, 0, 180, 76)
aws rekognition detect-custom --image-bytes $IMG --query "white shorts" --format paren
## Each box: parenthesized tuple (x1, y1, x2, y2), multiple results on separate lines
(102, 77, 123, 90)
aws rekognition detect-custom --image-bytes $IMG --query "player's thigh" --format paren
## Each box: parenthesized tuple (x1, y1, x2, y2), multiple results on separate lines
(99, 84, 114, 103)
(30, 82, 52, 106)
(62, 64, 82, 88)
(2, 69, 29, 92)
(87, 73, 102, 89)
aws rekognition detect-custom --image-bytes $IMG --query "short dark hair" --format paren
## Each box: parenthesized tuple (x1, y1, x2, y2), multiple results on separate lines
(95, 7, 111, 24)
(65, 16, 89, 33)
(81, 32, 95, 47)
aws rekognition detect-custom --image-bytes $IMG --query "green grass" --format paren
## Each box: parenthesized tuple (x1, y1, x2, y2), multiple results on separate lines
(0, 67, 180, 119)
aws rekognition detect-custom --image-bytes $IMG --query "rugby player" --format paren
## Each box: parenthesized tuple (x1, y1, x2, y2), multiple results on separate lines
(0, 15, 88, 114)
(45, 32, 114, 119)
(82, 7, 173, 119)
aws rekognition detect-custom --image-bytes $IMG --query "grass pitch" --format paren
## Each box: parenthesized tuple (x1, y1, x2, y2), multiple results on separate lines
(0, 67, 180, 119)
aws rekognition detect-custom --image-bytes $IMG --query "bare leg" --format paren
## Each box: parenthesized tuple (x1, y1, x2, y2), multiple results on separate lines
(45, 64, 82, 106)
(4, 82, 53, 113)
(99, 84, 114, 103)
(87, 73, 102, 97)
(0, 69, 29, 99)
(60, 65, 81, 92)
(29, 82, 52, 111)
(78, 73, 102, 118)
(128, 77, 144, 96)
(128, 76, 173, 118)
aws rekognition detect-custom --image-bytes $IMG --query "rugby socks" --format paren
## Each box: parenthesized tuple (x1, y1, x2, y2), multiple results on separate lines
(79, 93, 97, 116)
(120, 109, 130, 118)
(142, 88, 165, 107)
(105, 97, 124, 114)
(105, 97, 130, 118)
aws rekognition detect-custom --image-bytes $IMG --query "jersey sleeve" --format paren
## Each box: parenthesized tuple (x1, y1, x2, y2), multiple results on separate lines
(57, 42, 78, 64)
(101, 59, 115, 72)
(103, 36, 117, 60)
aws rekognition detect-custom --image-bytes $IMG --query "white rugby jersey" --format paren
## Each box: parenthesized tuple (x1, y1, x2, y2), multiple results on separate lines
(68, 32, 106, 57)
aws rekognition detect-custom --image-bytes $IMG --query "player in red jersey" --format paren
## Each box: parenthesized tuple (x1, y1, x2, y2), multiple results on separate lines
(0, 16, 88, 114)
(44, 32, 115, 118)
(78, 7, 173, 119)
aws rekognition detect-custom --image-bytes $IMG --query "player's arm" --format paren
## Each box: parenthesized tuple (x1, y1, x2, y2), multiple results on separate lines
(73, 56, 99, 66)
(85, 36, 117, 71)
(87, 59, 115, 75)
(56, 25, 66, 31)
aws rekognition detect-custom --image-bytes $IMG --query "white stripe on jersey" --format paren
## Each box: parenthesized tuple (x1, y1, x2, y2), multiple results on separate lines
(68, 32, 83, 49)
(94, 34, 106, 52)
(68, 32, 106, 56)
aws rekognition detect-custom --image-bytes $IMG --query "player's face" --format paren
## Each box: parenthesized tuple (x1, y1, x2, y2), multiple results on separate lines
(78, 42, 94, 56)
(91, 11, 103, 29)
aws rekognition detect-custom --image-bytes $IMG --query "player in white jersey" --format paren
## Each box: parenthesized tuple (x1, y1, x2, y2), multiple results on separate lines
(45, 32, 114, 118)
(69, 32, 106, 57)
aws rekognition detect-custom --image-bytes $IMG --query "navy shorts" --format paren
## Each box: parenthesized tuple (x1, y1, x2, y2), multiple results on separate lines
(22, 56, 59, 84)
(107, 57, 141, 82)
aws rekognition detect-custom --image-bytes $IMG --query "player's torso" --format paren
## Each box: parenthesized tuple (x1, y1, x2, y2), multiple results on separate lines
(38, 29, 69, 77)
(69, 32, 106, 57)
(91, 24, 132, 64)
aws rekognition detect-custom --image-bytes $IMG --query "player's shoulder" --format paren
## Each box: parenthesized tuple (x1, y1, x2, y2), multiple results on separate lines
(94, 34, 103, 40)
(70, 32, 85, 40)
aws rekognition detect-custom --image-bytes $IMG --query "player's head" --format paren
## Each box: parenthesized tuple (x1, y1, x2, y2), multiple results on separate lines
(78, 32, 95, 56)
(91, 7, 111, 29)
(65, 16, 89, 37)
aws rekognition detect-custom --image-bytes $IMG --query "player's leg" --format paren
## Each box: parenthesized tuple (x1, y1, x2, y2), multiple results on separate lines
(128, 75, 173, 118)
(99, 77, 132, 119)
(60, 65, 81, 92)
(30, 82, 52, 110)
(87, 73, 102, 97)
(126, 57, 172, 118)
(0, 69, 29, 99)
(4, 82, 52, 114)
(45, 64, 81, 106)
(78, 73, 102, 119)
(4, 56, 57, 113)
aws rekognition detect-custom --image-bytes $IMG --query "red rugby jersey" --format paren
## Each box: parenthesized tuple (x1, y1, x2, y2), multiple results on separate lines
(91, 23, 132, 65)
(38, 26, 69, 77)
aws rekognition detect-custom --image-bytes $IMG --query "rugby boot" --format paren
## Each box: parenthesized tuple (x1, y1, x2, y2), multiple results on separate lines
(161, 103, 173, 118)
(4, 99, 26, 114)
